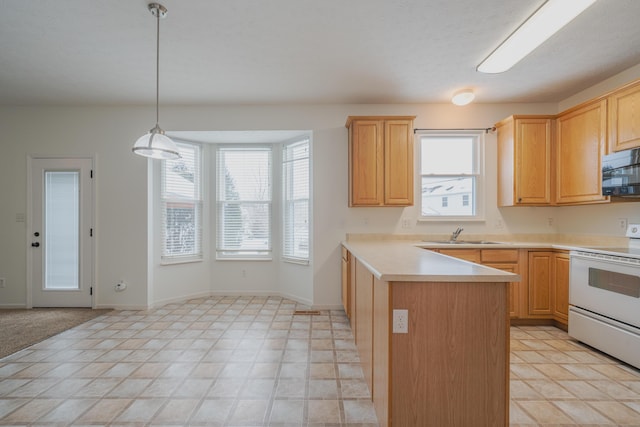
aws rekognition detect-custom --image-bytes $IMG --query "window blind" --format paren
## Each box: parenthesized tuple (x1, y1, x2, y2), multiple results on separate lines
(282, 139, 310, 262)
(419, 132, 483, 218)
(216, 146, 272, 257)
(161, 142, 203, 260)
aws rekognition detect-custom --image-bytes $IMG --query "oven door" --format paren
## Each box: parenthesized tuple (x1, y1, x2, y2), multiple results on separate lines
(570, 251, 640, 329)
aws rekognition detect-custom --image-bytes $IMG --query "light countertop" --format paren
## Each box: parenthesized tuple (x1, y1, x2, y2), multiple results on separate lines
(342, 240, 520, 283)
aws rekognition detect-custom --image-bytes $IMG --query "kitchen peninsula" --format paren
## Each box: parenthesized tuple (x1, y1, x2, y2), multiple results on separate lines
(342, 240, 518, 427)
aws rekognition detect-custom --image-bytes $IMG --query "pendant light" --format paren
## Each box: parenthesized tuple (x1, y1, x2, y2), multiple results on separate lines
(132, 3, 181, 160)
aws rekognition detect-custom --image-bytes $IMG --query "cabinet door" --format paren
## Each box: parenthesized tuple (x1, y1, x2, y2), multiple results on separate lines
(350, 120, 384, 206)
(556, 100, 608, 204)
(528, 251, 553, 316)
(384, 120, 414, 206)
(553, 252, 570, 325)
(497, 116, 554, 206)
(609, 80, 640, 152)
(515, 118, 553, 204)
(354, 259, 374, 393)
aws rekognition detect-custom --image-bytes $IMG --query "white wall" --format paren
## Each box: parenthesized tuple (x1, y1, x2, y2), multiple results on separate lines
(2, 64, 640, 309)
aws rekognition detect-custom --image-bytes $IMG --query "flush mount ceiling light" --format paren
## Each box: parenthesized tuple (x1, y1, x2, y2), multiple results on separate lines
(451, 89, 475, 106)
(132, 3, 181, 160)
(477, 0, 597, 74)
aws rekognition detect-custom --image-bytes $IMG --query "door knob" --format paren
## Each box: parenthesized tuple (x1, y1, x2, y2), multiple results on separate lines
(31, 242, 40, 247)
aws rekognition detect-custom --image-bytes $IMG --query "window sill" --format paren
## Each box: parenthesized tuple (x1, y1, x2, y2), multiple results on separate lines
(160, 257, 204, 266)
(215, 257, 273, 262)
(282, 257, 310, 266)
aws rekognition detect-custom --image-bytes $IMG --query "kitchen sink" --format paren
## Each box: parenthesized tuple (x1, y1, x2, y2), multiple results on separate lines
(422, 240, 502, 244)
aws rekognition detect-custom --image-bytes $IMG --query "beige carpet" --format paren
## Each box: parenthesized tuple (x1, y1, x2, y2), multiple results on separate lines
(0, 308, 111, 359)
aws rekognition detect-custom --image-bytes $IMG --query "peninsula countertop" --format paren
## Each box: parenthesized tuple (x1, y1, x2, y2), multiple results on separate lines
(342, 240, 520, 283)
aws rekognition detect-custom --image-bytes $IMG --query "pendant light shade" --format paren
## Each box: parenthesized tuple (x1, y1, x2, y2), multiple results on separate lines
(133, 124, 180, 160)
(132, 3, 181, 160)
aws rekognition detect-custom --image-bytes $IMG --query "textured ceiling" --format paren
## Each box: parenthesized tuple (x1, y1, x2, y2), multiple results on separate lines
(1, 0, 640, 105)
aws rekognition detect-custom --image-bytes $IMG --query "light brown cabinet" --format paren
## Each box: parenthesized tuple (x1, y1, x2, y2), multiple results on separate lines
(555, 100, 609, 205)
(525, 250, 570, 327)
(481, 249, 522, 319)
(346, 116, 415, 206)
(608, 79, 640, 152)
(528, 251, 554, 316)
(347, 247, 509, 427)
(354, 258, 374, 393)
(439, 248, 523, 319)
(552, 251, 570, 326)
(496, 115, 554, 206)
(435, 247, 569, 326)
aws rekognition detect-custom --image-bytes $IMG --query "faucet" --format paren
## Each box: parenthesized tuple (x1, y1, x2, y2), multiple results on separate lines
(450, 227, 464, 242)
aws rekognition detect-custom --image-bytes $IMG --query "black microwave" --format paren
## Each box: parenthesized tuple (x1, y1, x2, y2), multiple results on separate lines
(602, 148, 640, 196)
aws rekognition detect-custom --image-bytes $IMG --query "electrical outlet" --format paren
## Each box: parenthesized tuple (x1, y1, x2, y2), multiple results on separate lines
(393, 309, 408, 334)
(547, 217, 554, 227)
(401, 218, 412, 229)
(495, 219, 503, 229)
(0, 278, 5, 288)
(618, 218, 628, 230)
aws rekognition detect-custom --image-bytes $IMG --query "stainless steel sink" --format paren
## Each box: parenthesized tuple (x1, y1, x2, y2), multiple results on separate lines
(422, 240, 501, 244)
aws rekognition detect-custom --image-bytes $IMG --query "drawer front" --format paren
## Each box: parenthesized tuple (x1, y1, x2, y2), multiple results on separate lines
(438, 249, 480, 263)
(481, 249, 519, 263)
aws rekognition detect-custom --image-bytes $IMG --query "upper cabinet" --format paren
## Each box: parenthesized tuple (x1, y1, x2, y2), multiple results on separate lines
(555, 99, 609, 205)
(496, 115, 554, 206)
(346, 116, 416, 207)
(608, 80, 640, 152)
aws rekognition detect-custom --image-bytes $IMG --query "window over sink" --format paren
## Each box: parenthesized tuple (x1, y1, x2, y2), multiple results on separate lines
(418, 130, 484, 220)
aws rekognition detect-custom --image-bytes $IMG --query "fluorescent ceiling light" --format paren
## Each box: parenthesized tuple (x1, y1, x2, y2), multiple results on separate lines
(477, 0, 597, 73)
(451, 89, 475, 106)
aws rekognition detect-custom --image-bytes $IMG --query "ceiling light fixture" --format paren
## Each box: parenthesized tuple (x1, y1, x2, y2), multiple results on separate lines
(451, 89, 475, 106)
(132, 3, 181, 160)
(477, 0, 597, 74)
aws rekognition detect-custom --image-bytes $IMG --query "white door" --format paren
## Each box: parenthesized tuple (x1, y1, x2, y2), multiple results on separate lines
(30, 158, 93, 307)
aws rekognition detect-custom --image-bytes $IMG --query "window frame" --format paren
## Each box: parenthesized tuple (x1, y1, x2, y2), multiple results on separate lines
(160, 140, 204, 264)
(215, 144, 273, 260)
(282, 138, 310, 265)
(417, 130, 485, 222)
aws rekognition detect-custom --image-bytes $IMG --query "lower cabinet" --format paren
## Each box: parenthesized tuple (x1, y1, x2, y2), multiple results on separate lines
(435, 247, 569, 327)
(354, 258, 374, 392)
(528, 251, 554, 316)
(552, 252, 570, 325)
(481, 249, 521, 319)
(348, 253, 509, 427)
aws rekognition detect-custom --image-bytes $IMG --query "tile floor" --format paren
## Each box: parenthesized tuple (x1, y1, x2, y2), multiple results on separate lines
(0, 295, 637, 426)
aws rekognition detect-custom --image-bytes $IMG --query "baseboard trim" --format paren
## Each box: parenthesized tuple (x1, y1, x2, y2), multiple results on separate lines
(0, 304, 28, 309)
(95, 291, 341, 312)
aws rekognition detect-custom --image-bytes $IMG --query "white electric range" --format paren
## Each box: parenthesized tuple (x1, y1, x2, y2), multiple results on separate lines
(568, 224, 640, 369)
